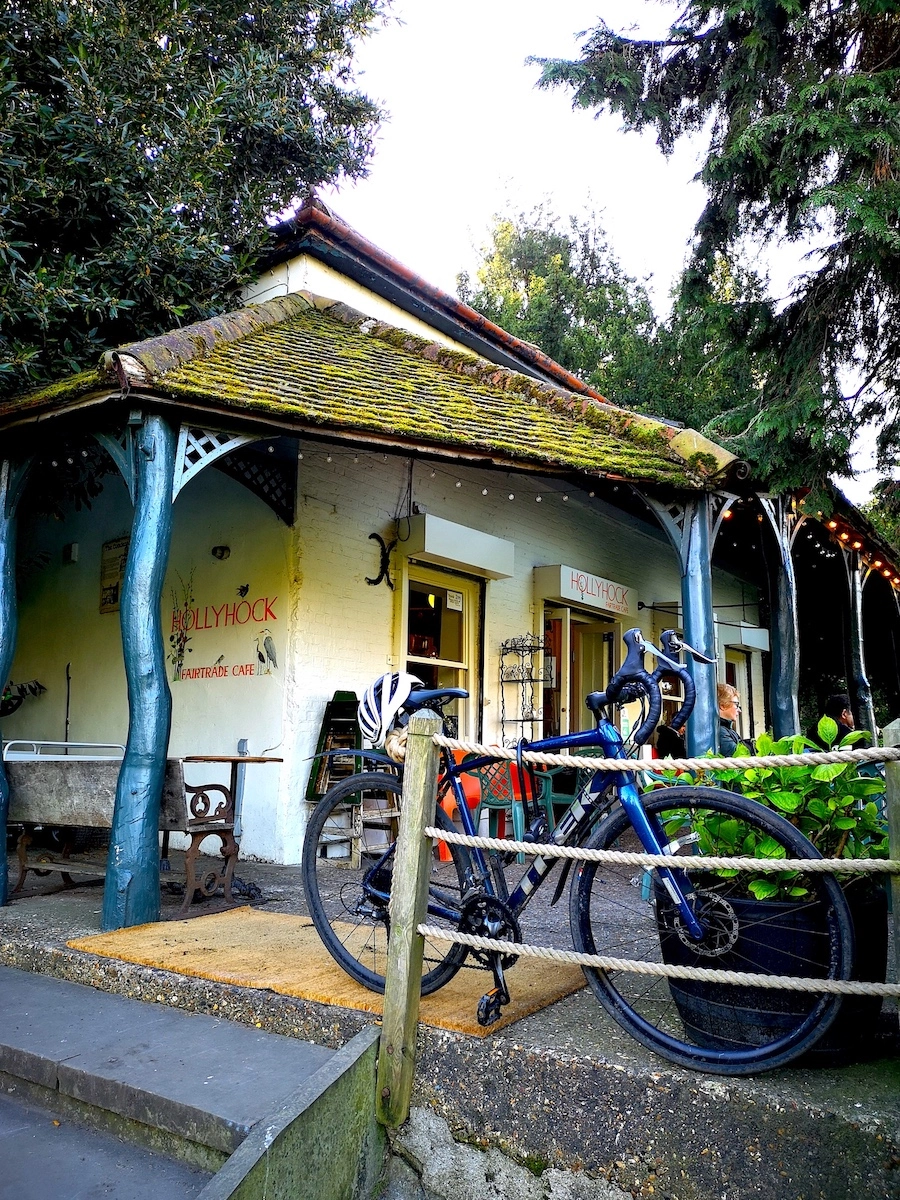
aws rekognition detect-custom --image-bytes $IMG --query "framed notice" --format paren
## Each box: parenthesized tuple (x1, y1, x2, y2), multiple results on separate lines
(100, 535, 130, 614)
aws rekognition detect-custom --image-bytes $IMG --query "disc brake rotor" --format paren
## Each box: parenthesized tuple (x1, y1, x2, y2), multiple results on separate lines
(673, 889, 739, 958)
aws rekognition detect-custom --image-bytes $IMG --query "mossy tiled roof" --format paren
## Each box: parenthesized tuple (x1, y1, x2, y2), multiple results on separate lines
(2, 293, 733, 488)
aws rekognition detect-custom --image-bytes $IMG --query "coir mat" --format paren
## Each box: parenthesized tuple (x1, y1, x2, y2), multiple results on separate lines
(68, 906, 585, 1037)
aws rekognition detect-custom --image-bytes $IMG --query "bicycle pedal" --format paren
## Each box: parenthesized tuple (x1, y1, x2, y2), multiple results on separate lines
(476, 988, 505, 1027)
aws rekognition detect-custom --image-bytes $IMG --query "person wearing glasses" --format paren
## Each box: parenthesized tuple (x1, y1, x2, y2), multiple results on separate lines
(717, 682, 748, 756)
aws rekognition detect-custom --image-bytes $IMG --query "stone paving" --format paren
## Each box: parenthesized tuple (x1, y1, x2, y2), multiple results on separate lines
(3, 851, 900, 1199)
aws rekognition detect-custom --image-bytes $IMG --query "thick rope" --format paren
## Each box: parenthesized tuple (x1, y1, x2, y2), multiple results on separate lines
(424, 827, 900, 873)
(417, 926, 900, 997)
(435, 735, 900, 775)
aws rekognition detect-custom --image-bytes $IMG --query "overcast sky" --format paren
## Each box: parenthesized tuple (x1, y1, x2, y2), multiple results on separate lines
(322, 1, 704, 310)
(321, 1, 875, 502)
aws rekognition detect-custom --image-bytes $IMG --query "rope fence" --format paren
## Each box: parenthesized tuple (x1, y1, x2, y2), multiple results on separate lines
(377, 715, 900, 1119)
(423, 827, 900, 873)
(420, 737, 900, 998)
(434, 733, 900, 775)
(416, 926, 900, 997)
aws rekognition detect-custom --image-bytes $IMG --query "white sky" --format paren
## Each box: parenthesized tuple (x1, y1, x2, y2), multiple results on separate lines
(321, 1, 876, 502)
(322, 1, 703, 308)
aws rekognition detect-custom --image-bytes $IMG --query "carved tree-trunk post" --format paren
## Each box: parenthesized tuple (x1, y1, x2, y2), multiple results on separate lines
(759, 496, 802, 739)
(0, 458, 30, 906)
(882, 719, 900, 996)
(847, 550, 877, 739)
(640, 492, 731, 755)
(102, 415, 177, 931)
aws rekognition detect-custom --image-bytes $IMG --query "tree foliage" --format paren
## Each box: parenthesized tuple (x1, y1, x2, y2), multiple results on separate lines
(0, 0, 385, 396)
(457, 208, 658, 402)
(533, 2, 900, 493)
(459, 208, 772, 449)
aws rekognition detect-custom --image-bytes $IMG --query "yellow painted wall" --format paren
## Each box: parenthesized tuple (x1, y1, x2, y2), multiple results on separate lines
(244, 254, 472, 353)
(5, 445, 766, 864)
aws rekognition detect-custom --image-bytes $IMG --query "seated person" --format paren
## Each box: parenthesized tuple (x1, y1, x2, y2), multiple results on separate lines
(807, 692, 856, 747)
(717, 683, 749, 756)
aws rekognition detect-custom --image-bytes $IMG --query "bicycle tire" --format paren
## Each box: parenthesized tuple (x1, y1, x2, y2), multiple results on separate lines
(302, 772, 472, 995)
(569, 785, 853, 1074)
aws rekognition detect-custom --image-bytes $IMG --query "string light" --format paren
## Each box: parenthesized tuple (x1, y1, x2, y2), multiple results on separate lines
(455, 480, 462, 488)
(536, 495, 542, 502)
(508, 493, 514, 500)
(326, 454, 332, 463)
(267, 445, 275, 454)
(563, 494, 569, 502)
(481, 488, 488, 496)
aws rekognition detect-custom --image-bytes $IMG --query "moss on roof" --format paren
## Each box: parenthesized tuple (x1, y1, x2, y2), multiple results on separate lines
(152, 297, 711, 487)
(0, 294, 729, 488)
(0, 368, 107, 420)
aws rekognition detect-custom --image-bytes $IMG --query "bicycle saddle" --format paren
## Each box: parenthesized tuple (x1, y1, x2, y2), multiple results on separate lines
(404, 687, 469, 712)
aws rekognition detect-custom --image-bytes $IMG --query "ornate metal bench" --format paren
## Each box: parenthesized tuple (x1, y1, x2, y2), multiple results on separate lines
(4, 743, 244, 917)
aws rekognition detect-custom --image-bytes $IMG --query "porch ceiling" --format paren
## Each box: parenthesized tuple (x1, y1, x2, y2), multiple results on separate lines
(1, 293, 738, 490)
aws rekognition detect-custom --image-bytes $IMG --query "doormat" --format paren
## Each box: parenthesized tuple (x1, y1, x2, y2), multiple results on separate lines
(68, 906, 585, 1037)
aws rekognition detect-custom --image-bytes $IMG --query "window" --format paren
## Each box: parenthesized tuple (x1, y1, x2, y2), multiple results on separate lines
(401, 564, 482, 738)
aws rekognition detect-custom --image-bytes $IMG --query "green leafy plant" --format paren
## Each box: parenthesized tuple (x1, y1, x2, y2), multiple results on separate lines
(699, 719, 887, 899)
(0, 677, 46, 718)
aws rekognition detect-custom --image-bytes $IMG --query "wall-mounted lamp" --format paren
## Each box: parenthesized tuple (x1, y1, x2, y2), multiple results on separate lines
(211, 545, 231, 560)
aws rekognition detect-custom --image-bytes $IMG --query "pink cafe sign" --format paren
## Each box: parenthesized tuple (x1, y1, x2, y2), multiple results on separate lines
(555, 565, 635, 616)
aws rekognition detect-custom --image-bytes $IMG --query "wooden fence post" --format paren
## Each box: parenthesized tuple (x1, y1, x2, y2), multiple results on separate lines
(376, 710, 442, 1128)
(882, 718, 900, 1001)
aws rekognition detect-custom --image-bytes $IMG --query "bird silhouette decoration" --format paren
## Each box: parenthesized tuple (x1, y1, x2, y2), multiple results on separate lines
(261, 630, 278, 673)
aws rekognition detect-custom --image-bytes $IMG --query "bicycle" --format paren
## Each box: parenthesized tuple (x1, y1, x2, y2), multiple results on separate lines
(302, 629, 854, 1074)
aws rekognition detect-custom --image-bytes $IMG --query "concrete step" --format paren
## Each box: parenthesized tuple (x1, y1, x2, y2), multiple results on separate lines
(0, 964, 336, 1166)
(0, 1087, 212, 1200)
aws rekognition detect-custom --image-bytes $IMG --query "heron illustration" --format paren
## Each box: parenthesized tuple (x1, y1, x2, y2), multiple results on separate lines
(254, 638, 266, 674)
(262, 629, 278, 672)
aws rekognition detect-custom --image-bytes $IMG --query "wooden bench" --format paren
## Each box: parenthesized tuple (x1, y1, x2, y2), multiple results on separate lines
(4, 743, 249, 918)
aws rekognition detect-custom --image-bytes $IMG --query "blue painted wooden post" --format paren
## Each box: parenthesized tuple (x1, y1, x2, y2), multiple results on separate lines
(102, 415, 177, 931)
(0, 459, 29, 906)
(640, 492, 723, 755)
(847, 550, 877, 739)
(678, 496, 718, 756)
(760, 497, 801, 739)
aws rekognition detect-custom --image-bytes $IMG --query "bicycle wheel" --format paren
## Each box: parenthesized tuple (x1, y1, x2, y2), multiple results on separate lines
(570, 785, 853, 1074)
(302, 772, 472, 995)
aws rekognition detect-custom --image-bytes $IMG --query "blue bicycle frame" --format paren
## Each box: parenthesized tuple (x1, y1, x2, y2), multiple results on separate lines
(435, 716, 705, 941)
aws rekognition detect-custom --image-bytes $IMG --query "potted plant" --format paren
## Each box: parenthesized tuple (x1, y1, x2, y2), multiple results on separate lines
(658, 718, 888, 1060)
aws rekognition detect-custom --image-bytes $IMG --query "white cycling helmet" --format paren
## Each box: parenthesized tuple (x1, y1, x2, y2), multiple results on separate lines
(358, 671, 423, 745)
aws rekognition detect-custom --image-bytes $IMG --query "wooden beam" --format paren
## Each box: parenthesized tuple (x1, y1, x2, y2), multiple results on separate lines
(376, 709, 442, 1128)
